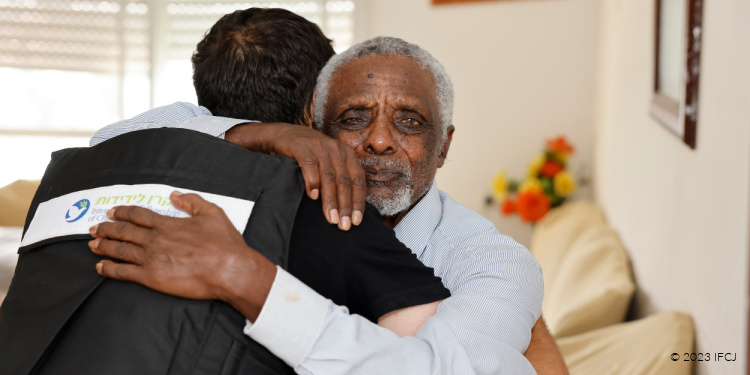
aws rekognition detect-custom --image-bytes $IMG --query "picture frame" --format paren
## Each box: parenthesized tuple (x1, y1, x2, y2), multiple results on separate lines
(650, 0, 703, 149)
(432, 0, 508, 5)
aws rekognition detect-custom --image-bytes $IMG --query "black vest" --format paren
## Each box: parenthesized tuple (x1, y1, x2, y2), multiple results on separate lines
(0, 129, 304, 375)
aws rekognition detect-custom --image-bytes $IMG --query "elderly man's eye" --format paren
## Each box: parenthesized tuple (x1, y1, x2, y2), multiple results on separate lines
(394, 110, 426, 129)
(343, 117, 364, 125)
(402, 118, 422, 126)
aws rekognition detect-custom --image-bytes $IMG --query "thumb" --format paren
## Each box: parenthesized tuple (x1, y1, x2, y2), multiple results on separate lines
(170, 191, 217, 217)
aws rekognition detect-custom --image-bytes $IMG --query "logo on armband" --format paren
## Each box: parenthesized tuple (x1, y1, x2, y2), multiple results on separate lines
(65, 199, 90, 223)
(21, 185, 254, 249)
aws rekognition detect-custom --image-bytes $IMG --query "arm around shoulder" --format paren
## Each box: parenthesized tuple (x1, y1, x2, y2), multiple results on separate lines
(525, 316, 569, 375)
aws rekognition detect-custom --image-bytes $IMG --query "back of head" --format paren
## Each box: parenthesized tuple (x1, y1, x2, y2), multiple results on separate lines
(192, 8, 335, 124)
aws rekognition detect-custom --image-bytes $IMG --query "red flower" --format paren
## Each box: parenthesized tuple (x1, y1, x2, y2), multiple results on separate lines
(501, 199, 517, 216)
(539, 161, 563, 177)
(517, 190, 550, 223)
(546, 136, 575, 155)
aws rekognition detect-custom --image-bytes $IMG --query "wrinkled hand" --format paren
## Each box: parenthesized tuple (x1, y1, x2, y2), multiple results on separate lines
(226, 122, 366, 231)
(89, 191, 276, 321)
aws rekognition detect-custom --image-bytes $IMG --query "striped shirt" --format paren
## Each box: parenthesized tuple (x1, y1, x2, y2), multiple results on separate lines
(91, 102, 544, 375)
(90, 102, 251, 146)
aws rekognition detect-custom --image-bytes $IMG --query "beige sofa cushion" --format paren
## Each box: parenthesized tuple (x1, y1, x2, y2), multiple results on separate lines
(0, 227, 23, 300)
(542, 223, 635, 338)
(0, 179, 40, 227)
(558, 311, 694, 375)
(531, 201, 606, 292)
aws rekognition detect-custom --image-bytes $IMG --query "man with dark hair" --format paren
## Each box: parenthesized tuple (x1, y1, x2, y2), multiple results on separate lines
(191, 8, 333, 125)
(0, 8, 452, 374)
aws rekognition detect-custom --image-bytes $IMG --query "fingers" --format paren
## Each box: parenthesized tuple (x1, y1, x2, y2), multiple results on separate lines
(272, 127, 365, 230)
(106, 205, 161, 229)
(96, 260, 144, 283)
(298, 156, 321, 201)
(330, 148, 353, 231)
(306, 144, 369, 230)
(346, 148, 367, 226)
(90, 219, 151, 245)
(89, 238, 146, 265)
(169, 191, 222, 217)
(318, 153, 340, 225)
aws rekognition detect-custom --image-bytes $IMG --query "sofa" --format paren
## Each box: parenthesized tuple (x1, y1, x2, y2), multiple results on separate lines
(530, 201, 694, 375)
(0, 179, 41, 302)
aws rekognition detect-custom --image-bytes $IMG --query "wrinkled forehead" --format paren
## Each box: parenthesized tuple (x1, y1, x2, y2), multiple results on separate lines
(327, 55, 440, 110)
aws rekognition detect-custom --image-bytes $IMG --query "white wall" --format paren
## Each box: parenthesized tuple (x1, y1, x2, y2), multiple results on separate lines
(360, 0, 601, 246)
(0, 135, 90, 188)
(594, 1, 750, 374)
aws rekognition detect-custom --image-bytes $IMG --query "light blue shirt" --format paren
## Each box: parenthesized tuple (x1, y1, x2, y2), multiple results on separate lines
(91, 102, 544, 375)
(90, 102, 250, 146)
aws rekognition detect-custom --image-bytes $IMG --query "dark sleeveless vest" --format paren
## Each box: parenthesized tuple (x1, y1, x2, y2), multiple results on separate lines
(0, 129, 304, 375)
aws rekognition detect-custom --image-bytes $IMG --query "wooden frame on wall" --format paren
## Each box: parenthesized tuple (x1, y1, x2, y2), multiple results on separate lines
(432, 0, 511, 5)
(650, 0, 703, 149)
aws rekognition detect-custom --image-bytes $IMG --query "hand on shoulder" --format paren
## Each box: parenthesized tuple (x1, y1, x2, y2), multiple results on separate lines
(226, 122, 367, 231)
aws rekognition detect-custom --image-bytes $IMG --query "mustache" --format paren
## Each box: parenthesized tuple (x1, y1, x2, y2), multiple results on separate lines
(359, 157, 412, 187)
(359, 157, 410, 172)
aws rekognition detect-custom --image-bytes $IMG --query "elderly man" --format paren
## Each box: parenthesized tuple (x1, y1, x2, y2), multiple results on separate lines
(91, 36, 564, 374)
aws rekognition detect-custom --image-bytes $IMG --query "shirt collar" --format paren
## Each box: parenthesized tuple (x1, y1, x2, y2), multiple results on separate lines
(394, 181, 442, 259)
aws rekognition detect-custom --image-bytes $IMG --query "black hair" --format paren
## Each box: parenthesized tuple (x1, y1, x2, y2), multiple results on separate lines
(192, 8, 335, 124)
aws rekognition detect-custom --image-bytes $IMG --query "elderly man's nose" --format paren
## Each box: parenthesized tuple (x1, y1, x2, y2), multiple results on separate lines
(364, 121, 397, 155)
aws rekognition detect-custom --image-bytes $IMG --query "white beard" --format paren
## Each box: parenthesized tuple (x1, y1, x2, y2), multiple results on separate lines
(360, 157, 414, 217)
(366, 180, 413, 217)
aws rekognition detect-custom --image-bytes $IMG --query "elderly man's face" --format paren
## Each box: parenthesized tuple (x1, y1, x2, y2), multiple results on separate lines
(321, 55, 454, 220)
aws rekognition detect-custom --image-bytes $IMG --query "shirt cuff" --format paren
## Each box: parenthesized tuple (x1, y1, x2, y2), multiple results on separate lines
(243, 266, 330, 367)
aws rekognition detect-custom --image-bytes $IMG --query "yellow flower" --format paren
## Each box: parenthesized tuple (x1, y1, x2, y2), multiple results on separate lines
(554, 171, 576, 197)
(519, 178, 543, 193)
(491, 171, 508, 201)
(527, 154, 545, 178)
(549, 150, 567, 164)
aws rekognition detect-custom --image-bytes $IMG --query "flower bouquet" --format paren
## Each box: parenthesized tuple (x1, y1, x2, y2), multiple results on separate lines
(492, 136, 577, 223)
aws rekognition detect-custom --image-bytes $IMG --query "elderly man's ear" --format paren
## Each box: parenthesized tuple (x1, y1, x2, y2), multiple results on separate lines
(437, 125, 455, 168)
(301, 92, 317, 129)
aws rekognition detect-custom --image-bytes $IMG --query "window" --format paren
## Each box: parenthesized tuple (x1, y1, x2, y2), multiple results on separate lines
(0, 0, 357, 132)
(0, 0, 150, 131)
(0, 0, 357, 187)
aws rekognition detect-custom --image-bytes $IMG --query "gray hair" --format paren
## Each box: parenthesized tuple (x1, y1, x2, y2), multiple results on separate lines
(313, 36, 454, 137)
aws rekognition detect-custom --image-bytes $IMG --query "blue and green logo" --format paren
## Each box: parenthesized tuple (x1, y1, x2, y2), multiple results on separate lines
(65, 199, 90, 223)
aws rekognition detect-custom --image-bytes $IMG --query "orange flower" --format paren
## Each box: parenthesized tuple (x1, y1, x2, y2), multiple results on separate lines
(546, 136, 575, 155)
(501, 198, 517, 216)
(517, 190, 550, 223)
(539, 161, 563, 177)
